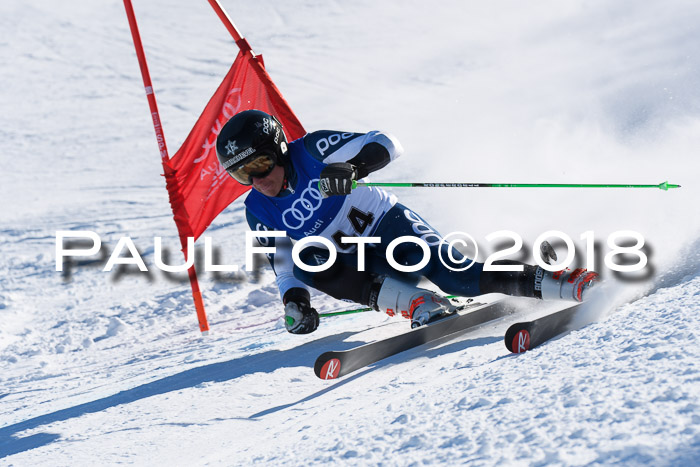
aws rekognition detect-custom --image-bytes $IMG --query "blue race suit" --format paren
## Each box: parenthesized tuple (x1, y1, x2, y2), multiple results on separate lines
(245, 130, 537, 306)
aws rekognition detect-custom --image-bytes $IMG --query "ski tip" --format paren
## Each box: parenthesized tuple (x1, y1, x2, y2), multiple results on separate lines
(315, 357, 342, 380)
(319, 358, 342, 380)
(504, 324, 532, 353)
(510, 329, 531, 353)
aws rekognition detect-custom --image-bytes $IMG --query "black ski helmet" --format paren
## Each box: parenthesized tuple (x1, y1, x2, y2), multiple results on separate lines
(216, 109, 288, 185)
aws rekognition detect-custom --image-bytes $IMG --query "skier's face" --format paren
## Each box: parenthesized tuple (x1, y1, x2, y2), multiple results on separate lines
(252, 164, 285, 197)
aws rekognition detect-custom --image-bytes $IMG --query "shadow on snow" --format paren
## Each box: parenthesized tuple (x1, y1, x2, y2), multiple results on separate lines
(1, 321, 506, 459)
(0, 330, 360, 459)
(249, 332, 502, 418)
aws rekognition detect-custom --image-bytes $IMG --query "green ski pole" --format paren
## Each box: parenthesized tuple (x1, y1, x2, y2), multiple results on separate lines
(319, 295, 461, 318)
(318, 179, 680, 320)
(319, 307, 373, 318)
(351, 180, 681, 191)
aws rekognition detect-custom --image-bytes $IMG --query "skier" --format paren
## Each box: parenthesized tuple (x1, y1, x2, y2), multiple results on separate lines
(216, 110, 599, 334)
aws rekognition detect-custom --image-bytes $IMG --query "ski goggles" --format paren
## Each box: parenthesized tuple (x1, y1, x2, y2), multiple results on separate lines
(229, 154, 276, 185)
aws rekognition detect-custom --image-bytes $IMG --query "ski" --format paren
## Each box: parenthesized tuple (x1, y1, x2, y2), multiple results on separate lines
(314, 299, 518, 380)
(504, 303, 584, 353)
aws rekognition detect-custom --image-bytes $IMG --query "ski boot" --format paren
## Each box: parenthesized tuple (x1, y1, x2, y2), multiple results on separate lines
(535, 241, 599, 302)
(537, 267, 600, 302)
(375, 277, 457, 328)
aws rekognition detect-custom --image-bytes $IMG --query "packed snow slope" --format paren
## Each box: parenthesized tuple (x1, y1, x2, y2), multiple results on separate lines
(2, 0, 700, 465)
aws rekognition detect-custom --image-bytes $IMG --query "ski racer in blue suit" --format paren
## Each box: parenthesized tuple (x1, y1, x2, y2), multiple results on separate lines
(216, 110, 599, 334)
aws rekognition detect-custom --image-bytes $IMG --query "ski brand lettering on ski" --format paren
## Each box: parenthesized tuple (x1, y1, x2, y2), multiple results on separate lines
(513, 330, 530, 353)
(504, 303, 585, 354)
(320, 358, 342, 380)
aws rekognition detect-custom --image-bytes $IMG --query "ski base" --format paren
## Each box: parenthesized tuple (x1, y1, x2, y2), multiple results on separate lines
(315, 299, 518, 380)
(504, 303, 584, 353)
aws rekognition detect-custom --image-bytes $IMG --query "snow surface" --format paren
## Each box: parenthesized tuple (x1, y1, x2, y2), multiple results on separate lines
(2, 0, 700, 465)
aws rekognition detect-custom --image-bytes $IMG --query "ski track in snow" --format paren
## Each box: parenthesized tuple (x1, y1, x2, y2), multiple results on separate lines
(2, 0, 700, 465)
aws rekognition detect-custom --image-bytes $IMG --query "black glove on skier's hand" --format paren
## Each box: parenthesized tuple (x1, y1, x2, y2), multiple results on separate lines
(318, 162, 358, 198)
(283, 289, 319, 334)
